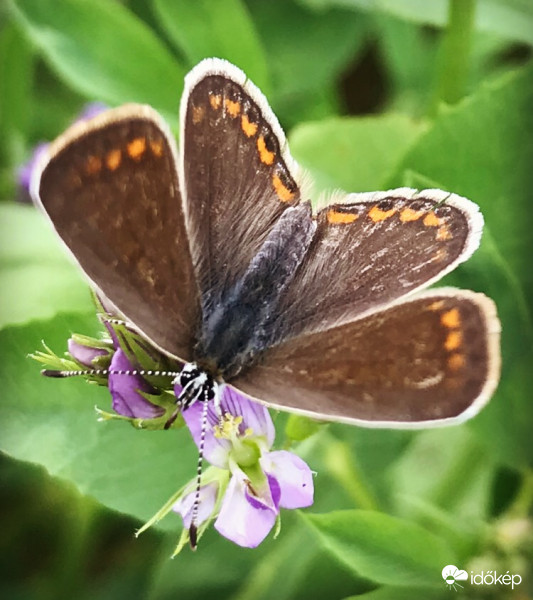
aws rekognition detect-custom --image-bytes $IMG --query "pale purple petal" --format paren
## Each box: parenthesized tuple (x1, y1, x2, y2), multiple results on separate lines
(179, 395, 231, 469)
(172, 481, 218, 529)
(75, 101, 108, 122)
(215, 472, 277, 548)
(68, 338, 108, 367)
(260, 451, 314, 509)
(180, 386, 276, 468)
(18, 142, 48, 192)
(224, 386, 275, 447)
(108, 349, 164, 419)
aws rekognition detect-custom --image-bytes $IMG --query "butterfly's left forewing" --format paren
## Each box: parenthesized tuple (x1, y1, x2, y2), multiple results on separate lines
(34, 105, 200, 361)
(232, 289, 500, 427)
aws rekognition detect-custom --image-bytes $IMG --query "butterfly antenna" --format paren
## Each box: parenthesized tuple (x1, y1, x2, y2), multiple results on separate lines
(41, 368, 181, 378)
(189, 396, 210, 550)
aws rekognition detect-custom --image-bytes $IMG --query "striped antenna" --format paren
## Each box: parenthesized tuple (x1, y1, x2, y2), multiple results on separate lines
(189, 395, 210, 550)
(41, 368, 181, 378)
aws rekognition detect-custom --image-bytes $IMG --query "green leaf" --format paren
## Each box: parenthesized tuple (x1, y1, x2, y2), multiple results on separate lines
(298, 0, 533, 46)
(303, 510, 454, 588)
(152, 0, 269, 93)
(0, 312, 197, 529)
(289, 114, 425, 197)
(0, 204, 94, 327)
(10, 0, 185, 121)
(388, 62, 533, 466)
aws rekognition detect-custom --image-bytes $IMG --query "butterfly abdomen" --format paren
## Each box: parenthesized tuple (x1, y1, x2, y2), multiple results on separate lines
(196, 203, 316, 378)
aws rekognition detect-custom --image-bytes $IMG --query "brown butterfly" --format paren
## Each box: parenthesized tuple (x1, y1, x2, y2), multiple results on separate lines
(33, 58, 500, 429)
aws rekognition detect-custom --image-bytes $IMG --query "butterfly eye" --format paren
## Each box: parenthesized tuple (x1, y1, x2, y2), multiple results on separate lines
(179, 364, 202, 386)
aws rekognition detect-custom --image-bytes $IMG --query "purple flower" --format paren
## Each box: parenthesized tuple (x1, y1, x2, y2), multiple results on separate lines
(108, 348, 164, 419)
(68, 338, 109, 368)
(76, 101, 108, 122)
(173, 387, 314, 548)
(17, 142, 49, 198)
(67, 300, 165, 421)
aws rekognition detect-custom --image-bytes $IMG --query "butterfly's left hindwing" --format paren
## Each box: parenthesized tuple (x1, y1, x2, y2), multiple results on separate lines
(233, 290, 500, 427)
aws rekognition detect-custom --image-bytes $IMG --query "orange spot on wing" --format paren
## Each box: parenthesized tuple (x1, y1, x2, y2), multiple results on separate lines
(272, 174, 295, 202)
(209, 94, 222, 110)
(127, 137, 146, 160)
(445, 331, 462, 351)
(149, 139, 164, 157)
(192, 105, 206, 124)
(241, 114, 257, 137)
(85, 155, 102, 175)
(448, 353, 465, 371)
(437, 225, 452, 240)
(257, 136, 275, 165)
(423, 212, 441, 227)
(400, 208, 424, 222)
(368, 205, 397, 222)
(327, 209, 358, 224)
(225, 98, 241, 117)
(428, 300, 445, 311)
(441, 308, 461, 329)
(106, 149, 121, 171)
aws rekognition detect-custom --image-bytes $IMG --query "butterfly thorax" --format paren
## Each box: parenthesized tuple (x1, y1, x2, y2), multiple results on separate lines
(195, 203, 316, 379)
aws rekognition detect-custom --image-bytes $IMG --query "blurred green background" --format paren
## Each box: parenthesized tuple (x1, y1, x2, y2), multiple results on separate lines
(1, 0, 532, 598)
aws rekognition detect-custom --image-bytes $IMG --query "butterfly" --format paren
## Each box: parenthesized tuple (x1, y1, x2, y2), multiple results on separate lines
(33, 58, 500, 429)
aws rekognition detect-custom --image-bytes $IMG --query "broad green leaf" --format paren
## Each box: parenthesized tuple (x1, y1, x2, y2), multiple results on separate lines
(388, 62, 533, 466)
(289, 114, 425, 197)
(0, 204, 93, 327)
(303, 510, 454, 588)
(298, 0, 533, 46)
(0, 313, 196, 529)
(1, 454, 165, 600)
(10, 0, 185, 121)
(152, 0, 269, 93)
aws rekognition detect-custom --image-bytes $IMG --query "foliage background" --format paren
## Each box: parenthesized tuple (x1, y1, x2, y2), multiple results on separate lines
(0, 0, 532, 598)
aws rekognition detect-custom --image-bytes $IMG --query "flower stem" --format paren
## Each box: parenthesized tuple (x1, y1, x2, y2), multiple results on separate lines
(429, 0, 477, 117)
(323, 436, 378, 511)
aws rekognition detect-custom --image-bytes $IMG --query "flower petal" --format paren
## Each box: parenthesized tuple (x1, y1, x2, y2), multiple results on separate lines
(75, 101, 108, 122)
(108, 349, 164, 419)
(68, 338, 108, 368)
(260, 451, 314, 509)
(224, 386, 275, 447)
(215, 471, 277, 548)
(180, 387, 276, 469)
(180, 395, 232, 469)
(172, 481, 218, 529)
(18, 142, 49, 192)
